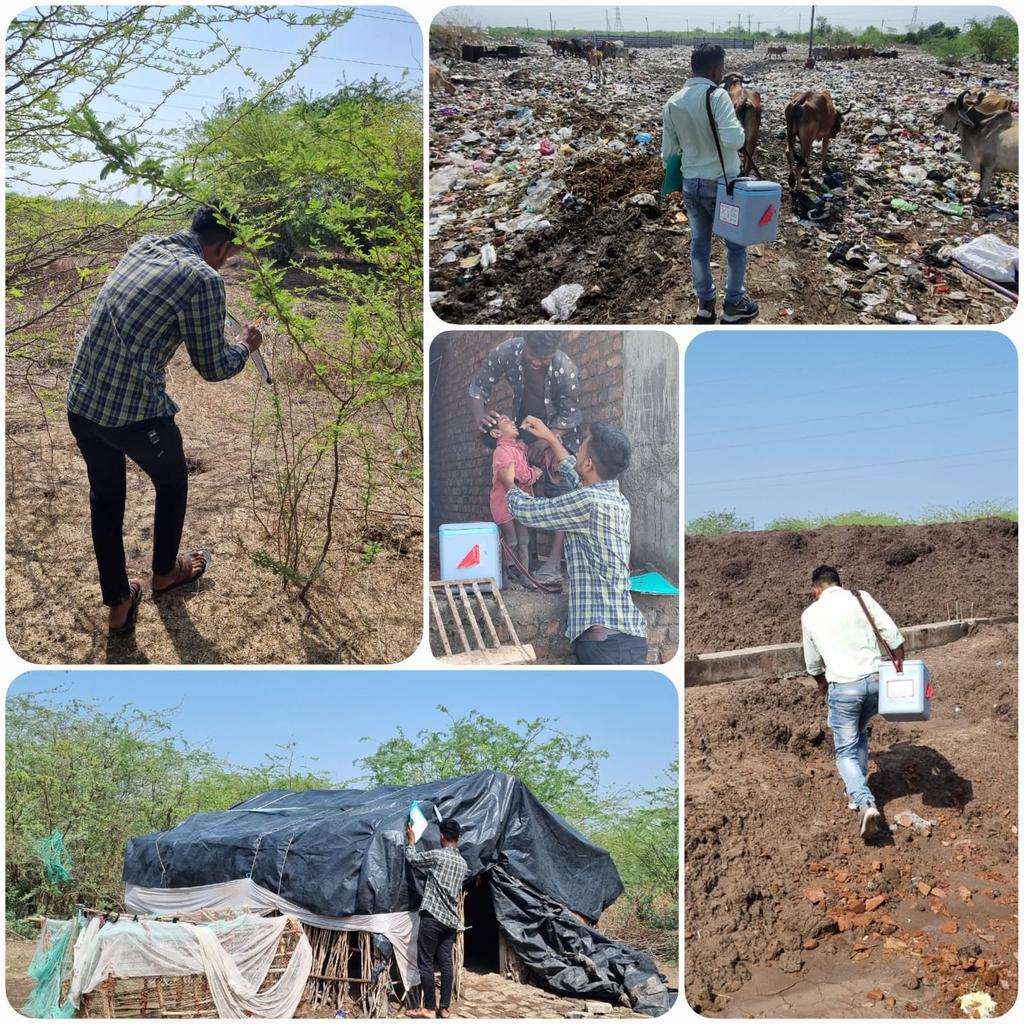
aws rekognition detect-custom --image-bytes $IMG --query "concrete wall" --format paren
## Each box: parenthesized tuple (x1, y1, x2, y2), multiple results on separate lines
(621, 332, 680, 580)
(429, 331, 679, 575)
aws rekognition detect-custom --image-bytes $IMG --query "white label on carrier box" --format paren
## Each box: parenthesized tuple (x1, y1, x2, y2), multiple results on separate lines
(719, 202, 740, 226)
(886, 676, 915, 699)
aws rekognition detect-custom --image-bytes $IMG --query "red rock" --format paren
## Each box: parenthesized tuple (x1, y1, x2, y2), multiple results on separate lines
(930, 887, 946, 898)
(866, 895, 886, 911)
(866, 988, 884, 1001)
(916, 882, 932, 896)
(803, 938, 819, 949)
(804, 887, 826, 904)
(942, 920, 958, 934)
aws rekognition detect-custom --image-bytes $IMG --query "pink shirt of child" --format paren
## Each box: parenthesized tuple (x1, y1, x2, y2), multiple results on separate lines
(489, 439, 542, 525)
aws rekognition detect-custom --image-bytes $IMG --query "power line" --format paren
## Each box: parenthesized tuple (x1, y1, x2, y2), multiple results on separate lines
(175, 34, 418, 72)
(687, 390, 1017, 439)
(688, 447, 1017, 490)
(689, 405, 1016, 454)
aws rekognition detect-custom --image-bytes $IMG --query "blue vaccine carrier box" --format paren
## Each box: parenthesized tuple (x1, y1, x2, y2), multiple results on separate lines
(714, 178, 782, 246)
(877, 660, 932, 722)
(439, 522, 503, 588)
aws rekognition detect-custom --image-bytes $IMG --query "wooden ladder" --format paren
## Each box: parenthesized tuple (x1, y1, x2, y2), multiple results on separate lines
(428, 578, 536, 666)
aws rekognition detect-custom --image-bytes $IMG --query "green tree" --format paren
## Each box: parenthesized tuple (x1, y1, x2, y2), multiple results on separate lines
(5, 690, 332, 922)
(685, 509, 754, 536)
(357, 706, 608, 824)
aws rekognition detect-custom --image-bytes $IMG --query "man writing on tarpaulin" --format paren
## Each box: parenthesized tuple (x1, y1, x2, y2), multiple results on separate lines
(66, 203, 262, 636)
(497, 415, 647, 665)
(468, 333, 583, 587)
(662, 42, 760, 325)
(404, 819, 468, 1019)
(802, 565, 906, 842)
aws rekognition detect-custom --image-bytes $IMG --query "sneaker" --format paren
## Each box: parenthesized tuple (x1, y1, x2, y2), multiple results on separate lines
(858, 803, 882, 841)
(721, 297, 760, 323)
(693, 298, 716, 324)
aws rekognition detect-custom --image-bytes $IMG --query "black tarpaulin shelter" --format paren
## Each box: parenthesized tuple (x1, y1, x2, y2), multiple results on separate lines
(124, 770, 672, 1015)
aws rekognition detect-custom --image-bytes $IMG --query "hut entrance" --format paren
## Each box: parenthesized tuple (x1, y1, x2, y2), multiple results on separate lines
(461, 872, 500, 972)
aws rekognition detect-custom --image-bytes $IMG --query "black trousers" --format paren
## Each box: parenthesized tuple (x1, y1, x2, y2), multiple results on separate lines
(417, 912, 456, 1011)
(68, 411, 188, 606)
(574, 633, 649, 665)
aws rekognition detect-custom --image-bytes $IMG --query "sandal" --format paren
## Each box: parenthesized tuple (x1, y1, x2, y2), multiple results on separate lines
(108, 582, 143, 637)
(438, 1010, 451, 1019)
(153, 549, 213, 596)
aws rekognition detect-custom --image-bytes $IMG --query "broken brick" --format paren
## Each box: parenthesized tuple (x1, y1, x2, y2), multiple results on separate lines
(866, 988, 884, 1001)
(866, 895, 886, 911)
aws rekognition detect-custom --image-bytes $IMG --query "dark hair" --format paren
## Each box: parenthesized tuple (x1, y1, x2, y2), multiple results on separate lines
(692, 43, 726, 76)
(481, 432, 498, 450)
(191, 201, 240, 246)
(439, 819, 461, 841)
(523, 332, 559, 358)
(811, 565, 841, 587)
(586, 422, 630, 479)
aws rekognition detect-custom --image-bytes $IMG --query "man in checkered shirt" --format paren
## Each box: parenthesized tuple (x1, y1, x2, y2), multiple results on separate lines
(468, 333, 583, 586)
(498, 415, 648, 665)
(65, 204, 262, 636)
(405, 819, 468, 1018)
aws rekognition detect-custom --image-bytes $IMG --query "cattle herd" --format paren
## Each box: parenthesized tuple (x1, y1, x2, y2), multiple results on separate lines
(429, 41, 1019, 206)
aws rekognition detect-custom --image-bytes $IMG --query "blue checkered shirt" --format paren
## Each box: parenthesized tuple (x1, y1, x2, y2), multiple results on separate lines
(67, 230, 247, 426)
(405, 843, 468, 929)
(506, 456, 647, 642)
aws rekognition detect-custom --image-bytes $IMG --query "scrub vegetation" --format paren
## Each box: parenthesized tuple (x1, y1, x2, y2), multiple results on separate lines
(6, 6, 422, 663)
(5, 692, 678, 961)
(687, 502, 1018, 536)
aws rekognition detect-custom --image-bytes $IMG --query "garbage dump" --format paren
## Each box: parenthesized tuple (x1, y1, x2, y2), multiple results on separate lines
(429, 42, 1018, 325)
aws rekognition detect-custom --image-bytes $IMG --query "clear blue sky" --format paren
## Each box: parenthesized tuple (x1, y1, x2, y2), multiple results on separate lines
(7, 670, 678, 794)
(685, 331, 1018, 527)
(11, 5, 422, 197)
(445, 4, 1010, 33)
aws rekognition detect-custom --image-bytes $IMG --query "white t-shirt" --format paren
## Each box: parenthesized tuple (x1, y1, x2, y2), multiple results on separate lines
(801, 586, 905, 684)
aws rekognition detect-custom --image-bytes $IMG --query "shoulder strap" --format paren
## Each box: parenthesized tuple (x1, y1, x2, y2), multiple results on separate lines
(704, 84, 734, 196)
(852, 590, 903, 672)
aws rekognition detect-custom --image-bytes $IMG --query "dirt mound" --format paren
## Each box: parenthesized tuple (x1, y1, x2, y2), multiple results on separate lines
(685, 624, 1018, 1017)
(685, 518, 1017, 654)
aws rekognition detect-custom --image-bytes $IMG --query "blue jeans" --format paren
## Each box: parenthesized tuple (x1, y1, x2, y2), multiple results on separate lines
(826, 673, 880, 810)
(574, 633, 648, 664)
(682, 177, 748, 303)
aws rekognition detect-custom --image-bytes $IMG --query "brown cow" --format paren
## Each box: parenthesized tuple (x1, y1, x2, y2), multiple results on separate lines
(785, 89, 853, 188)
(937, 90, 1015, 119)
(429, 64, 455, 96)
(586, 47, 605, 86)
(724, 73, 762, 177)
(767, 44, 787, 60)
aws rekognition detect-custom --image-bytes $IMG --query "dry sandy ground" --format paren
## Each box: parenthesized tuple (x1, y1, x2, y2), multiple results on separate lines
(6, 268, 422, 665)
(6, 936, 675, 1018)
(685, 624, 1018, 1018)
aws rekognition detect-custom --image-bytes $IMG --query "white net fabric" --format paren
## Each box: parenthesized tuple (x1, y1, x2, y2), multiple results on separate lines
(69, 913, 312, 1018)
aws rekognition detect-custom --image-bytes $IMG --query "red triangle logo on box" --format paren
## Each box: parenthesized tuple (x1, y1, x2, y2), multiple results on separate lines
(925, 682, 933, 698)
(457, 544, 481, 569)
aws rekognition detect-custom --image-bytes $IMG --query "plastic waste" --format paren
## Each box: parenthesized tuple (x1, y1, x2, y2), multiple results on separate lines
(934, 201, 965, 216)
(890, 198, 918, 213)
(539, 138, 555, 156)
(479, 243, 497, 270)
(958, 992, 997, 1019)
(951, 234, 1018, 284)
(635, 131, 653, 145)
(899, 164, 927, 183)
(541, 283, 585, 321)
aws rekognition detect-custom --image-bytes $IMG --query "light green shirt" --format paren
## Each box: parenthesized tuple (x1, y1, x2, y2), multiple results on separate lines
(662, 76, 746, 181)
(802, 586, 905, 684)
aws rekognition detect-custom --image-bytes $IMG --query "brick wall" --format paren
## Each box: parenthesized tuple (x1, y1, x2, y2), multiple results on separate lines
(428, 588, 679, 665)
(429, 330, 626, 532)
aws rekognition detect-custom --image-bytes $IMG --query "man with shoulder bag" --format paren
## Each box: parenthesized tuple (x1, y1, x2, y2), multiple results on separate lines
(801, 565, 906, 840)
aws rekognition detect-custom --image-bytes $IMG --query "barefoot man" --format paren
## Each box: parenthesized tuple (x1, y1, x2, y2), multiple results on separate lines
(468, 333, 582, 586)
(66, 203, 263, 636)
